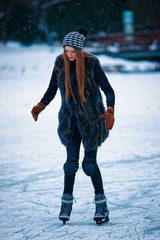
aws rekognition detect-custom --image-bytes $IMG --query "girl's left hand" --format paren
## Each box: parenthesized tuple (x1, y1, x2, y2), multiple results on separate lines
(99, 107, 115, 130)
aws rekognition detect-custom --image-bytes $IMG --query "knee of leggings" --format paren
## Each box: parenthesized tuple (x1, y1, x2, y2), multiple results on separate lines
(82, 160, 95, 177)
(63, 161, 78, 176)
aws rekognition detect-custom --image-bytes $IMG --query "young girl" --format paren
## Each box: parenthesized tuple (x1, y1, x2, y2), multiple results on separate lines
(31, 28, 115, 224)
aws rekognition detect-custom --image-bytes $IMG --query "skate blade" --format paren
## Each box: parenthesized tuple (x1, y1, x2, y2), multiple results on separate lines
(63, 220, 66, 225)
(59, 215, 70, 224)
(94, 215, 109, 224)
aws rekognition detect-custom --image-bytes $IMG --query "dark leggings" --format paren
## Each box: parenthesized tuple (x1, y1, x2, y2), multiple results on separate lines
(63, 126, 104, 195)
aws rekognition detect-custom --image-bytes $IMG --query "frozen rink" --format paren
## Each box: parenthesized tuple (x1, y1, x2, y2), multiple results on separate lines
(0, 43, 160, 239)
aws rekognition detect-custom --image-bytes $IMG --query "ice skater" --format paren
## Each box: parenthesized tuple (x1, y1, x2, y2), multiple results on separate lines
(31, 27, 115, 224)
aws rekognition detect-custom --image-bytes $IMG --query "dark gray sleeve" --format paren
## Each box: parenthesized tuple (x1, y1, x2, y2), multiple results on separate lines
(40, 67, 58, 106)
(94, 60, 115, 109)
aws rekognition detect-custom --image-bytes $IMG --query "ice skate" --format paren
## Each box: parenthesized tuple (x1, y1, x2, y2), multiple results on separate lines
(59, 194, 73, 224)
(93, 194, 109, 224)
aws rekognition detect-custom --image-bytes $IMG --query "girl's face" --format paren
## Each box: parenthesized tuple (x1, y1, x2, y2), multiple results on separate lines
(64, 46, 76, 61)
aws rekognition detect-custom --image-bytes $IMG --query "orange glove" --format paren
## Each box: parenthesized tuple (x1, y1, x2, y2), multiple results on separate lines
(99, 107, 115, 130)
(31, 102, 45, 121)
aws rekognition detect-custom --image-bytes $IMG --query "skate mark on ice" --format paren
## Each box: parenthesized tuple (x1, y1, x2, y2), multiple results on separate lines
(134, 226, 141, 240)
(102, 153, 160, 167)
(29, 201, 48, 207)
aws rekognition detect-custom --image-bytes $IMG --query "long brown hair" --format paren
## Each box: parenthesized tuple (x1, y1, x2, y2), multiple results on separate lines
(63, 48, 92, 105)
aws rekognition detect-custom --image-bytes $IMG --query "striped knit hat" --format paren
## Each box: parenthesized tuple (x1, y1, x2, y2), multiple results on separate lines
(62, 27, 88, 50)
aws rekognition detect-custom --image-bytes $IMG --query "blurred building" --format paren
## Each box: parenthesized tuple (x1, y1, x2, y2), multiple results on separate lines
(0, 0, 160, 53)
(127, 0, 160, 31)
(86, 0, 160, 61)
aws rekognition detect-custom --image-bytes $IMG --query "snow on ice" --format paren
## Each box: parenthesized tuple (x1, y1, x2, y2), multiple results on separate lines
(0, 42, 160, 240)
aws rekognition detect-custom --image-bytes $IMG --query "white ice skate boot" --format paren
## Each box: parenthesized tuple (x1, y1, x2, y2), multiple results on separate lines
(93, 194, 109, 224)
(59, 194, 73, 224)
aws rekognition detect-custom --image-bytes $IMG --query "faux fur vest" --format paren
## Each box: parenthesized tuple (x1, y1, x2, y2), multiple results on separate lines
(55, 54, 109, 151)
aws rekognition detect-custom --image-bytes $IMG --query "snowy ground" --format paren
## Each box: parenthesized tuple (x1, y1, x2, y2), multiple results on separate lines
(0, 43, 160, 240)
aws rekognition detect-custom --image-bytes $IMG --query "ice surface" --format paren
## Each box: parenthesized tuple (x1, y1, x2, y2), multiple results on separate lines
(0, 43, 160, 239)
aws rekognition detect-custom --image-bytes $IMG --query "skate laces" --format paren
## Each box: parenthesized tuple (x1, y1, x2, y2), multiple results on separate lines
(96, 202, 105, 214)
(61, 196, 77, 214)
(73, 196, 77, 203)
(62, 203, 72, 214)
(93, 195, 107, 215)
(61, 195, 76, 206)
(61, 200, 72, 214)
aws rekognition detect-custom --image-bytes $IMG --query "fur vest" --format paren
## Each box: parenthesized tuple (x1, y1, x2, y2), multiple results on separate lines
(55, 54, 109, 151)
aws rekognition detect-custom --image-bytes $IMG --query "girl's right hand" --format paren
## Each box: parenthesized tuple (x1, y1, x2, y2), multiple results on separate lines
(31, 102, 45, 121)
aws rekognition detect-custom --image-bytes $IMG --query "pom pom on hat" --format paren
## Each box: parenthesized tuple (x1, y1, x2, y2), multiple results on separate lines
(62, 27, 88, 50)
(76, 27, 88, 37)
